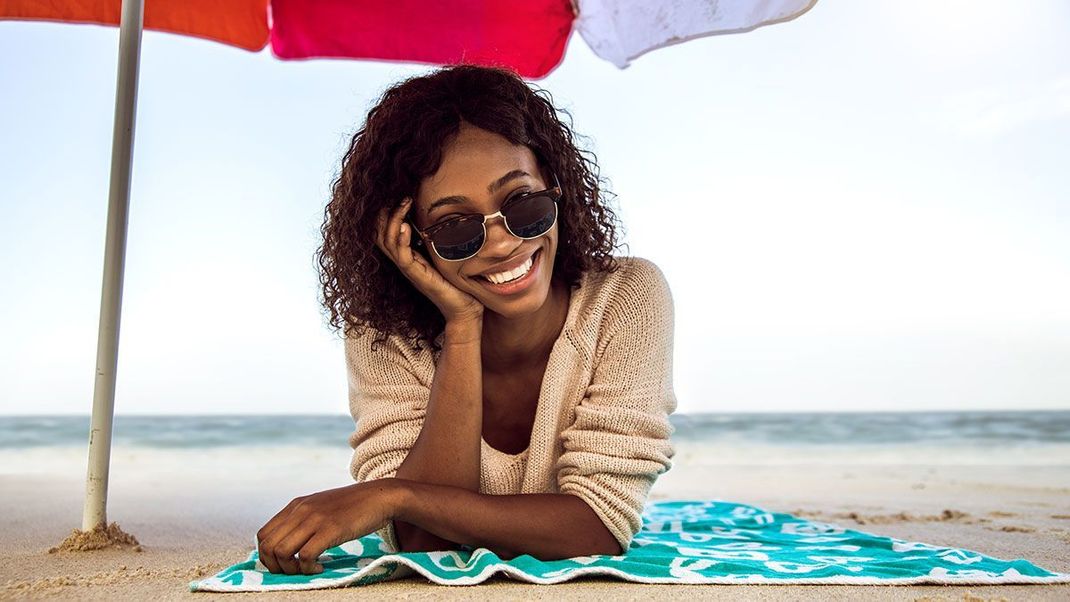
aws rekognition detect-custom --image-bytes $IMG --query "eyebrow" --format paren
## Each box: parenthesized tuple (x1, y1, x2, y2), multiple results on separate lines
(426, 169, 532, 217)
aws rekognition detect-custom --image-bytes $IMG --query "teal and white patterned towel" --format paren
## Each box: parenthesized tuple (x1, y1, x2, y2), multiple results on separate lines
(190, 499, 1070, 591)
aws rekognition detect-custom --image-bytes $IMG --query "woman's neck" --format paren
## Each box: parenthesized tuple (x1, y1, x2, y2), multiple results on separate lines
(480, 277, 570, 373)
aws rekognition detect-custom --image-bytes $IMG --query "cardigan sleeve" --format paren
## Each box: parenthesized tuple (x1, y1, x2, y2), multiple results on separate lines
(344, 329, 430, 552)
(556, 258, 677, 553)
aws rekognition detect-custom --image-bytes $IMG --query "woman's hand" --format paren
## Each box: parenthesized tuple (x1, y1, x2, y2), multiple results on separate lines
(375, 198, 484, 324)
(256, 480, 399, 575)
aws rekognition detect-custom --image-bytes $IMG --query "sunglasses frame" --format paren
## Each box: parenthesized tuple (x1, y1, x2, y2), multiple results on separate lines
(408, 173, 562, 262)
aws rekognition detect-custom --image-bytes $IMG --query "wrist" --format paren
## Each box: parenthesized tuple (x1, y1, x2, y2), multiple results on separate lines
(444, 316, 483, 345)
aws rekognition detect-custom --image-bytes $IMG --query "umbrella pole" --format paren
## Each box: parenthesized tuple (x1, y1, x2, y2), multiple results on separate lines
(82, 0, 144, 532)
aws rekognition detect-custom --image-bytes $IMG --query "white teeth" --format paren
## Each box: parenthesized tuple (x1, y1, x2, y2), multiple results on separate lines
(484, 254, 534, 284)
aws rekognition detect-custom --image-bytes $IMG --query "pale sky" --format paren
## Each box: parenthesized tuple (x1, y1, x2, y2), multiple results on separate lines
(1, 1, 1068, 415)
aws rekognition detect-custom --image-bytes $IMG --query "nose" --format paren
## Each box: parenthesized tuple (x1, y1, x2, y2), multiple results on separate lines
(481, 211, 521, 254)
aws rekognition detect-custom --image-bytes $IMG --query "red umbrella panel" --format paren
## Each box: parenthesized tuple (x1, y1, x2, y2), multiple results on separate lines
(269, 0, 576, 78)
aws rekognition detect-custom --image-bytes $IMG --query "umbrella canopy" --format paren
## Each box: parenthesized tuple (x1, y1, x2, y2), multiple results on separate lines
(2, 0, 816, 77)
(0, 0, 817, 536)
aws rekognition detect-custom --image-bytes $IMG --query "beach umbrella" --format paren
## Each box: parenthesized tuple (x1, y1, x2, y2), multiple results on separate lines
(1, 0, 817, 536)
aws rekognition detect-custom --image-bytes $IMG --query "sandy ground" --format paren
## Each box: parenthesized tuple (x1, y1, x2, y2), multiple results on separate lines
(2, 461, 1068, 601)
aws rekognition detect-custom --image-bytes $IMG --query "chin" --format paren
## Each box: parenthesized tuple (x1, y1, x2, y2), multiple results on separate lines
(471, 247, 554, 319)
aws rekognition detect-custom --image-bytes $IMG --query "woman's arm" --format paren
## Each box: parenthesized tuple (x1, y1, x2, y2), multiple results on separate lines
(556, 258, 677, 551)
(390, 316, 484, 551)
(258, 477, 620, 575)
(392, 479, 623, 559)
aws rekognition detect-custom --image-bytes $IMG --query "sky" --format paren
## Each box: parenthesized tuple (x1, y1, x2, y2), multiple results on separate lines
(1, 1, 1068, 415)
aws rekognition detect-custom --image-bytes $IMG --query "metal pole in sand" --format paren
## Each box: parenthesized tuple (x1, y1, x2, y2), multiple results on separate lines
(82, 0, 144, 532)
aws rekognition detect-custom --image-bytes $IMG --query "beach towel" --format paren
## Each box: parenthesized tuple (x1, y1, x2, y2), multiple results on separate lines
(190, 499, 1070, 591)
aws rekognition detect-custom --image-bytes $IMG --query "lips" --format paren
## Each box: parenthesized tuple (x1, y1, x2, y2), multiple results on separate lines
(477, 249, 538, 279)
(474, 248, 542, 295)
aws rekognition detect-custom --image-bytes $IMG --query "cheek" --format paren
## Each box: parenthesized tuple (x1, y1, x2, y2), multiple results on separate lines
(430, 257, 468, 286)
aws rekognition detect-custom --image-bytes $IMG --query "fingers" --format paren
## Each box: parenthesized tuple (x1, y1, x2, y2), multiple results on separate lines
(297, 534, 337, 574)
(259, 522, 314, 575)
(258, 497, 300, 539)
(375, 197, 413, 264)
(255, 513, 329, 573)
(397, 222, 416, 269)
(273, 522, 320, 575)
(257, 497, 307, 575)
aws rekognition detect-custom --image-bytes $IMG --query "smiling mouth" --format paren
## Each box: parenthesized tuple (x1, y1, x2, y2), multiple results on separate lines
(475, 248, 540, 283)
(473, 248, 542, 292)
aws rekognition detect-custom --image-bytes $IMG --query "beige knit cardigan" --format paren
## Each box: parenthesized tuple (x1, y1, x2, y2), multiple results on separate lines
(345, 255, 677, 553)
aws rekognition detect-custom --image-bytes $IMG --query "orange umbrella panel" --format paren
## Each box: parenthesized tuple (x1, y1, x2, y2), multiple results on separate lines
(0, 0, 270, 51)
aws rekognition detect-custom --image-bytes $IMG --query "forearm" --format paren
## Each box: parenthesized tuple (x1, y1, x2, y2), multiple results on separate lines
(394, 317, 483, 488)
(392, 317, 484, 550)
(390, 479, 622, 559)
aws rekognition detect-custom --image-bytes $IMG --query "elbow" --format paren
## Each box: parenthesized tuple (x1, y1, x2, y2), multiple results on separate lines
(547, 522, 624, 560)
(488, 521, 621, 561)
(493, 542, 619, 562)
(562, 492, 629, 557)
(573, 526, 624, 557)
(544, 539, 623, 561)
(588, 537, 625, 558)
(394, 520, 462, 553)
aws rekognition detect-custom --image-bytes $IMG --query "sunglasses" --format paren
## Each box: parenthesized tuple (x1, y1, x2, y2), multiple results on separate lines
(407, 174, 561, 262)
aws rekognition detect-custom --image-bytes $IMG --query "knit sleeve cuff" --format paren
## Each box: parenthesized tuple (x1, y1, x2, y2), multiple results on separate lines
(560, 472, 658, 553)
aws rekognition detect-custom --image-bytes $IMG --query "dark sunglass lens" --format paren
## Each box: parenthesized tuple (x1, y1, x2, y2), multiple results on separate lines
(505, 194, 556, 238)
(431, 218, 484, 260)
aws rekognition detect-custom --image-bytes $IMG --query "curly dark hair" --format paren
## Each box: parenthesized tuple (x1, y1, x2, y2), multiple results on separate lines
(316, 64, 626, 353)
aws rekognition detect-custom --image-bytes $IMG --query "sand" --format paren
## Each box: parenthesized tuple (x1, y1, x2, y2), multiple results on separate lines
(1, 457, 1068, 601)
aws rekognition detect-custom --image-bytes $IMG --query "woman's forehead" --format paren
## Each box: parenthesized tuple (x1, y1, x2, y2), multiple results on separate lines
(439, 127, 536, 174)
(418, 139, 540, 205)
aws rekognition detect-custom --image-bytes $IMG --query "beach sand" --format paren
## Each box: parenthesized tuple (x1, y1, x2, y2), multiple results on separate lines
(2, 453, 1068, 601)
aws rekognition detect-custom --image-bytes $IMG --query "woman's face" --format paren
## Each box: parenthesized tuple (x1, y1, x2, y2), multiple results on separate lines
(411, 122, 558, 319)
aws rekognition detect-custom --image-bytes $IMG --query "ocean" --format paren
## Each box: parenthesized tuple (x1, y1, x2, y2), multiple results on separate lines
(2, 411, 1068, 473)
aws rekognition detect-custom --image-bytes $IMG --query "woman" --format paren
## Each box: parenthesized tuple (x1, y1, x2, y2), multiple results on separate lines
(255, 65, 676, 576)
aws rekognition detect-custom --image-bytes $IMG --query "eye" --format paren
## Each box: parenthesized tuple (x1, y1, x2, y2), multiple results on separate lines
(430, 187, 533, 225)
(432, 213, 475, 228)
(505, 188, 533, 204)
